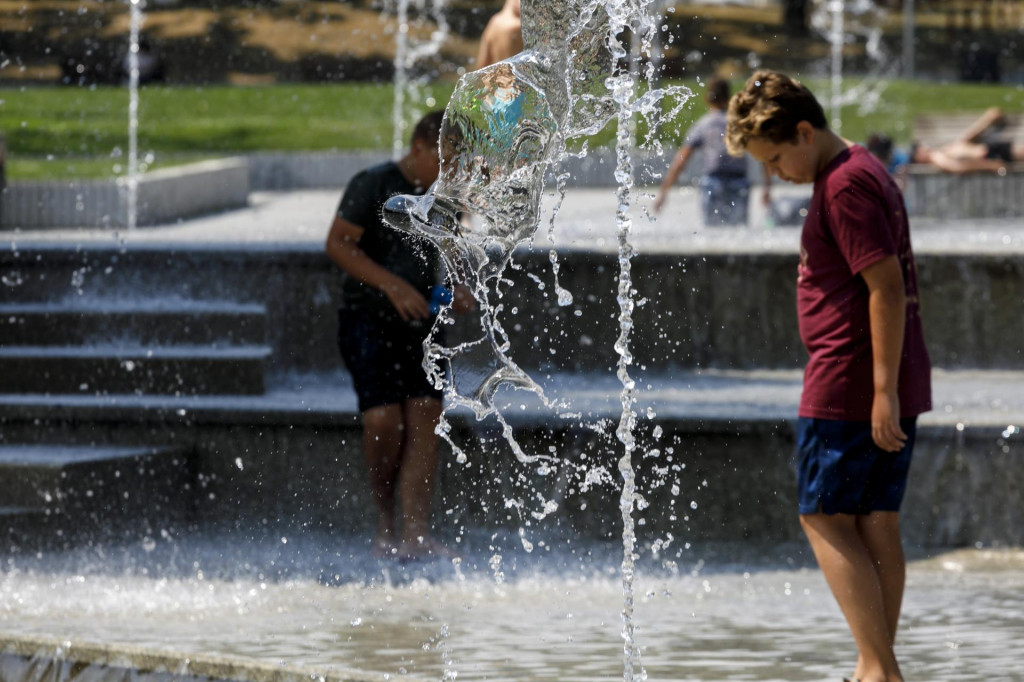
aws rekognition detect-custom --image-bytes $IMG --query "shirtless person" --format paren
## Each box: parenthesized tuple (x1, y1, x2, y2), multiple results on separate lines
(912, 107, 1024, 173)
(475, 0, 523, 69)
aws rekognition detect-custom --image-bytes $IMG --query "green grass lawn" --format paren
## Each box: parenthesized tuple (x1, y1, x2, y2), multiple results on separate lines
(2, 79, 1022, 180)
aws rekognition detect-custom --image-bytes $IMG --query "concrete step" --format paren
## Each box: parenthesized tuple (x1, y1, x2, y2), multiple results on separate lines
(0, 302, 267, 347)
(0, 444, 193, 545)
(0, 369, 1021, 546)
(0, 345, 271, 395)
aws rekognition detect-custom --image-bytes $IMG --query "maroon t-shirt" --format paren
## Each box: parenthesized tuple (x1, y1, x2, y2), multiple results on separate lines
(797, 145, 932, 421)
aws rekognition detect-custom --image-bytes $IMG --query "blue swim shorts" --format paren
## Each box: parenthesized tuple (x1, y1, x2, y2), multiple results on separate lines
(796, 417, 918, 516)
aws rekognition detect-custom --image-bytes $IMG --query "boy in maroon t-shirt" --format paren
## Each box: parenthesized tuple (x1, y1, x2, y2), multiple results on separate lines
(725, 70, 931, 682)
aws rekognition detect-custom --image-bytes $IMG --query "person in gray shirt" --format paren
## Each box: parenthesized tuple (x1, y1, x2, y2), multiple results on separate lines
(655, 76, 770, 226)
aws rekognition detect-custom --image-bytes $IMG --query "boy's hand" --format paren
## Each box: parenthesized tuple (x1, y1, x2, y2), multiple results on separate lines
(451, 284, 477, 314)
(871, 390, 907, 452)
(381, 277, 430, 321)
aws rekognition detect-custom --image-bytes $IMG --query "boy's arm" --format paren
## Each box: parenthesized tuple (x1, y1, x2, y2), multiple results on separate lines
(860, 254, 907, 452)
(325, 215, 429, 322)
(653, 146, 693, 213)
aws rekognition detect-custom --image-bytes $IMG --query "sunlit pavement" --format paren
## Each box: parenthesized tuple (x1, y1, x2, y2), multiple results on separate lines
(9, 186, 1024, 255)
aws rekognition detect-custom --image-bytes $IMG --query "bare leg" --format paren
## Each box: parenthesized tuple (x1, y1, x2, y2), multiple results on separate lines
(396, 396, 447, 558)
(848, 512, 906, 680)
(960, 106, 1005, 143)
(858, 512, 906, 640)
(362, 403, 405, 557)
(800, 513, 904, 682)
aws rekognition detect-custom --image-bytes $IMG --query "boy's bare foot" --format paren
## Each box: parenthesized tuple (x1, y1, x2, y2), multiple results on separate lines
(396, 536, 458, 562)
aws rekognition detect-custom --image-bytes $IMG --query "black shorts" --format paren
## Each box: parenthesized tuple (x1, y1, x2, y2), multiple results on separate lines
(337, 310, 443, 412)
(985, 141, 1013, 162)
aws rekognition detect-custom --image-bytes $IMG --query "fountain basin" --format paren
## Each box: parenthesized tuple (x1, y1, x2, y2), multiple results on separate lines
(0, 541, 1021, 681)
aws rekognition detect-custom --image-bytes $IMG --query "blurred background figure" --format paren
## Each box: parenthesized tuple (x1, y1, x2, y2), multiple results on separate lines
(910, 107, 1024, 174)
(122, 36, 166, 85)
(866, 132, 910, 189)
(654, 76, 770, 227)
(475, 0, 523, 69)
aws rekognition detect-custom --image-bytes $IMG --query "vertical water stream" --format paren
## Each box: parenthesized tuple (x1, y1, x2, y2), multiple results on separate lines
(391, 0, 450, 158)
(126, 0, 143, 230)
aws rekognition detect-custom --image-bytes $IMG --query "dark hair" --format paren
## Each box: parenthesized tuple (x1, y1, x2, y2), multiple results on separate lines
(706, 77, 730, 107)
(866, 133, 893, 161)
(411, 110, 446, 146)
(725, 70, 828, 154)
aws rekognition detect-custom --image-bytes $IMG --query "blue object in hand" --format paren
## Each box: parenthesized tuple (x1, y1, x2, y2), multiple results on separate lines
(429, 285, 453, 315)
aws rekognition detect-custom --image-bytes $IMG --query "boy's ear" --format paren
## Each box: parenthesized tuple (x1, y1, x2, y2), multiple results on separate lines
(796, 120, 816, 144)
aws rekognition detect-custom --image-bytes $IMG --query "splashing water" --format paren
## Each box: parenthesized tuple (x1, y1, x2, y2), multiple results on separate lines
(384, 0, 616, 454)
(383, 1, 690, 678)
(125, 0, 143, 230)
(391, 0, 450, 158)
(810, 0, 896, 129)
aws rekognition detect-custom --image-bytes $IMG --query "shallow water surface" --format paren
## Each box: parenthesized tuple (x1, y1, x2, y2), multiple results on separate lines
(0, 537, 1020, 681)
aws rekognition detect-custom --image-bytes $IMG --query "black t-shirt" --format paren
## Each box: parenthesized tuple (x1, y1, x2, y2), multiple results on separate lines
(336, 161, 441, 321)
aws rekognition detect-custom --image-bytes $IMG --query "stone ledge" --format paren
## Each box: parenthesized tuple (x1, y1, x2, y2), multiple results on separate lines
(1, 369, 1021, 547)
(0, 633, 394, 682)
(246, 148, 749, 191)
(0, 158, 250, 229)
(904, 162, 1024, 219)
(0, 368, 1020, 431)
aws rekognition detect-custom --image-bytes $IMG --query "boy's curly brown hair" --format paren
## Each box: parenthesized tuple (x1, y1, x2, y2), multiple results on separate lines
(725, 70, 828, 156)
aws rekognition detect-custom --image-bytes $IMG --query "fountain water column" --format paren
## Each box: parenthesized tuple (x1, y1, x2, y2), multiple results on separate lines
(126, 0, 143, 229)
(829, 0, 845, 131)
(392, 0, 410, 158)
(391, 0, 449, 158)
(903, 0, 915, 79)
(605, 2, 645, 677)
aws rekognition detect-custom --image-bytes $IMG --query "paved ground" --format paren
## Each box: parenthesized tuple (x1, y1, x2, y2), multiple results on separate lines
(9, 186, 1024, 255)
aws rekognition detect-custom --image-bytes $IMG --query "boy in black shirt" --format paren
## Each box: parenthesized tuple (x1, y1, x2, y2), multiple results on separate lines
(326, 111, 473, 559)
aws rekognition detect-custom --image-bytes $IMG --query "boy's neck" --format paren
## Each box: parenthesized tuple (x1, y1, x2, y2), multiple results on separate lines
(814, 128, 851, 178)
